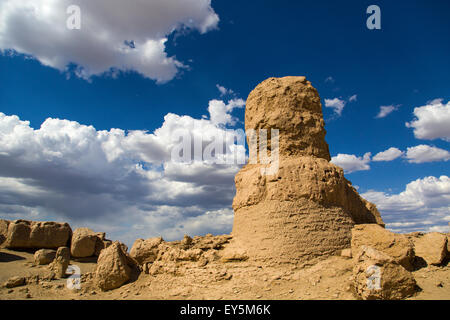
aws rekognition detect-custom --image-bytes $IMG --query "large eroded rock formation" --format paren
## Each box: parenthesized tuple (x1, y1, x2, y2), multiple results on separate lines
(230, 76, 384, 264)
(3, 220, 72, 249)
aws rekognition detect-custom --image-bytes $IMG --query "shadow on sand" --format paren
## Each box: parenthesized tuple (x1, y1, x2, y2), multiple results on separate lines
(0, 251, 26, 262)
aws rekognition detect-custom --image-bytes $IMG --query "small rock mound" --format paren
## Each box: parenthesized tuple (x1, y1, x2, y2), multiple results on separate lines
(0, 219, 8, 246)
(130, 234, 232, 275)
(94, 233, 112, 256)
(130, 237, 163, 265)
(70, 228, 98, 258)
(3, 276, 26, 288)
(34, 249, 56, 265)
(95, 241, 133, 291)
(351, 224, 415, 270)
(70, 227, 112, 258)
(447, 228, 450, 257)
(49, 247, 70, 278)
(352, 246, 417, 300)
(409, 232, 448, 266)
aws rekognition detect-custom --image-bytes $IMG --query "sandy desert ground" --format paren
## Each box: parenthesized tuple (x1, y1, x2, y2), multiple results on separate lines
(1, 247, 449, 300)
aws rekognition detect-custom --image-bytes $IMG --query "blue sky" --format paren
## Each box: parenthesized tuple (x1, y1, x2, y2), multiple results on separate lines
(0, 0, 449, 246)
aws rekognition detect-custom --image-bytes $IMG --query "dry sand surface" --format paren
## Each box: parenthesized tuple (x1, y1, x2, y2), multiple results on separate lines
(1, 248, 449, 300)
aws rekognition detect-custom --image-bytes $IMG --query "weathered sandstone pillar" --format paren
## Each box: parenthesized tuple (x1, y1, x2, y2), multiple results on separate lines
(230, 76, 384, 265)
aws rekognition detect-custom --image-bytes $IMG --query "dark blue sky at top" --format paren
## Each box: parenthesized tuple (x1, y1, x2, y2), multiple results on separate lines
(0, 0, 449, 194)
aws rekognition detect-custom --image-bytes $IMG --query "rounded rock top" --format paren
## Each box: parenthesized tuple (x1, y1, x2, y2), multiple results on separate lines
(245, 76, 331, 160)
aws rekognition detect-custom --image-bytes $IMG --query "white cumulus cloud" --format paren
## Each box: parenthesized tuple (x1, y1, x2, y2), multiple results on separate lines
(0, 96, 246, 246)
(0, 0, 219, 83)
(208, 99, 245, 126)
(405, 145, 450, 163)
(362, 176, 450, 233)
(372, 147, 404, 162)
(331, 152, 371, 173)
(324, 98, 346, 116)
(324, 95, 358, 116)
(406, 99, 450, 141)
